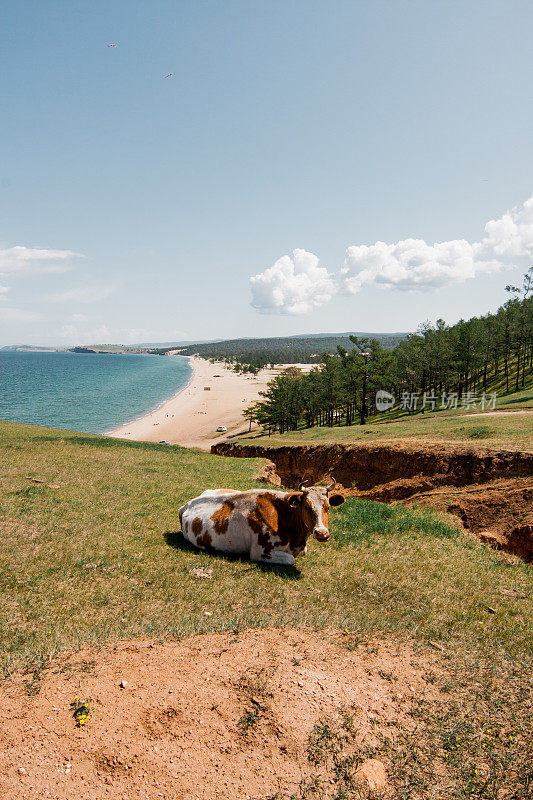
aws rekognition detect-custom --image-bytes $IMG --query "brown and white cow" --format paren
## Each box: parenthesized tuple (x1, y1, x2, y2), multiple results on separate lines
(178, 480, 345, 565)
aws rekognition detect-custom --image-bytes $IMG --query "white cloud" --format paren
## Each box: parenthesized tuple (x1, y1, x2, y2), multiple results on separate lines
(48, 285, 115, 303)
(341, 196, 533, 295)
(341, 238, 500, 294)
(0, 244, 82, 331)
(84, 326, 190, 344)
(0, 246, 82, 275)
(113, 327, 190, 343)
(250, 249, 337, 315)
(482, 195, 533, 258)
(92, 324, 111, 341)
(0, 306, 41, 323)
(59, 324, 79, 340)
(249, 196, 533, 314)
(56, 321, 190, 346)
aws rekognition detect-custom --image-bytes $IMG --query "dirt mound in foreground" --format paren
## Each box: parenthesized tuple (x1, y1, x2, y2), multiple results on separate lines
(0, 629, 436, 800)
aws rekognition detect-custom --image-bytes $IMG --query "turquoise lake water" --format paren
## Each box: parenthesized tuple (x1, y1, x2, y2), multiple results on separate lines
(0, 351, 192, 434)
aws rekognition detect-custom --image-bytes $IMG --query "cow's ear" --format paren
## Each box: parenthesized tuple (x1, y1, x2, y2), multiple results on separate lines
(286, 492, 302, 508)
(329, 493, 345, 507)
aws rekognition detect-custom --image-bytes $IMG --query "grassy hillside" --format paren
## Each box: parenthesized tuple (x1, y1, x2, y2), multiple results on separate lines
(238, 388, 533, 450)
(1, 421, 532, 677)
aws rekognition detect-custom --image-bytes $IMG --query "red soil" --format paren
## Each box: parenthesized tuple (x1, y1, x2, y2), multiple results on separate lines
(0, 629, 437, 800)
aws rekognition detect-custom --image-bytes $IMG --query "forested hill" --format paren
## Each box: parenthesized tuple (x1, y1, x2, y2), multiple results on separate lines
(153, 332, 407, 365)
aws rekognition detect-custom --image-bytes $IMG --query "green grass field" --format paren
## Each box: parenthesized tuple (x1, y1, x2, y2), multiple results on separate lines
(238, 387, 533, 450)
(1, 420, 532, 678)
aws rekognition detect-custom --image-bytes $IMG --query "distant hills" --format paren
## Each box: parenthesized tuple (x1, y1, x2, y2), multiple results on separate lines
(2, 332, 409, 363)
(283, 331, 408, 340)
(129, 339, 215, 348)
(152, 332, 409, 365)
(74, 332, 408, 352)
(0, 345, 64, 352)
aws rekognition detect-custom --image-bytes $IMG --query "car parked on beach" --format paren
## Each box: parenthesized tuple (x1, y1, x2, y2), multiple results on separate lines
(158, 440, 171, 445)
(216, 425, 227, 432)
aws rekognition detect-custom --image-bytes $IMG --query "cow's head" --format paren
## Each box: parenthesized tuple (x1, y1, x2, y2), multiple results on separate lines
(286, 479, 345, 543)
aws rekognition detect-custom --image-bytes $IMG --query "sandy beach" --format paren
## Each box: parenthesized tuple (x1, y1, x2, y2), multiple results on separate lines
(109, 356, 311, 450)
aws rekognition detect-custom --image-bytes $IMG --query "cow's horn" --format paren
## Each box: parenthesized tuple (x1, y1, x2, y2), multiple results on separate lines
(326, 477, 336, 493)
(299, 479, 309, 492)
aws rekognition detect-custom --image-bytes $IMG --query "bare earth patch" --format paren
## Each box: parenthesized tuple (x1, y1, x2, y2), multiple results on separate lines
(0, 629, 437, 800)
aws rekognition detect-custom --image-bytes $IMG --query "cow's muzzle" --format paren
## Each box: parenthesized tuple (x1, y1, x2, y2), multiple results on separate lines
(313, 527, 330, 542)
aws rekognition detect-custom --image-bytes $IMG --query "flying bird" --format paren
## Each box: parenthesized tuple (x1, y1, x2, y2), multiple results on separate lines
(164, 73, 174, 78)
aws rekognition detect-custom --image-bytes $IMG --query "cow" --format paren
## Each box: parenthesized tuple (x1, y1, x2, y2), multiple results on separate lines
(178, 479, 345, 566)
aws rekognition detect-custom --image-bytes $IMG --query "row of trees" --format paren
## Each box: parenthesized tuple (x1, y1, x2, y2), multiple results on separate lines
(246, 271, 533, 433)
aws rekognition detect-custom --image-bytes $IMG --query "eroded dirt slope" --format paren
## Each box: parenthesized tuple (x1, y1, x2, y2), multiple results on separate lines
(402, 478, 533, 562)
(212, 441, 533, 492)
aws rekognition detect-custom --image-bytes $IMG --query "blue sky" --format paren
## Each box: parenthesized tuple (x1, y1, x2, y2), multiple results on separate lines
(1, 0, 532, 345)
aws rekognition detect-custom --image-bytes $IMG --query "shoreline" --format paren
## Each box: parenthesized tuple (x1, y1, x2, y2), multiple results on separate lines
(109, 356, 313, 451)
(104, 355, 194, 435)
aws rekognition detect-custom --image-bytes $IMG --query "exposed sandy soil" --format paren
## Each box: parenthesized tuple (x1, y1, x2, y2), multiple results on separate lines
(0, 629, 437, 800)
(109, 358, 312, 450)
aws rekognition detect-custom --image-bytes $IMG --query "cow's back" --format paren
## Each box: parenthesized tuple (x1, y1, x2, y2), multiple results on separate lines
(180, 489, 254, 554)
